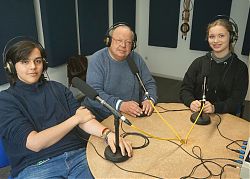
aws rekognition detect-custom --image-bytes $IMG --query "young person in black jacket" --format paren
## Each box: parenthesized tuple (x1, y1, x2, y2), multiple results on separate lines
(180, 17, 249, 115)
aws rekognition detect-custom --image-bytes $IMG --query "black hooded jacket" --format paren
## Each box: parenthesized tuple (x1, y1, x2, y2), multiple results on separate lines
(180, 52, 249, 114)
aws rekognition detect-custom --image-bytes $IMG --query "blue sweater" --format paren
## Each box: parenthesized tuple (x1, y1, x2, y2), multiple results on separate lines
(0, 80, 85, 177)
(84, 48, 157, 119)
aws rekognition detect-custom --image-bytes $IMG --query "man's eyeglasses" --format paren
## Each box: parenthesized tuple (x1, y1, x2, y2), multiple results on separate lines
(112, 37, 133, 46)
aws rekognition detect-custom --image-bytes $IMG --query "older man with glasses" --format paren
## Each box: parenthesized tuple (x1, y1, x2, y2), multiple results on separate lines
(83, 23, 158, 121)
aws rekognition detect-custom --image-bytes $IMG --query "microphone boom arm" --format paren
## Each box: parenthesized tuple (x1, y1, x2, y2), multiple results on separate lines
(135, 73, 150, 99)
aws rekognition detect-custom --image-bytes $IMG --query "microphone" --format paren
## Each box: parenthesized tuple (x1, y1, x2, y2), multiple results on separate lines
(127, 57, 150, 99)
(72, 77, 132, 126)
(72, 77, 130, 162)
(201, 76, 207, 103)
(190, 75, 211, 125)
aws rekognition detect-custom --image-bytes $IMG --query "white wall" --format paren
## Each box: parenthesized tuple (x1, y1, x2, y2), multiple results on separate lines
(135, 0, 249, 80)
(0, 0, 249, 95)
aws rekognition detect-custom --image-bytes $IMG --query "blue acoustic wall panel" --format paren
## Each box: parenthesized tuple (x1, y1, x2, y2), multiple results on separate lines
(113, 0, 136, 30)
(40, 0, 78, 67)
(78, 0, 109, 55)
(190, 0, 232, 51)
(148, 0, 180, 48)
(0, 0, 38, 85)
(242, 9, 250, 56)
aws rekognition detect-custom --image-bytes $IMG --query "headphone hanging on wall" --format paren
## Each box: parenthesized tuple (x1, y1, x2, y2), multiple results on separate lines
(2, 36, 48, 77)
(212, 15, 239, 43)
(104, 22, 137, 51)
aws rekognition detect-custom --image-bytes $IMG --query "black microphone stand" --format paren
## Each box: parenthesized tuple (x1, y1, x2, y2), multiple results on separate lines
(190, 100, 211, 125)
(104, 115, 129, 163)
(190, 76, 211, 125)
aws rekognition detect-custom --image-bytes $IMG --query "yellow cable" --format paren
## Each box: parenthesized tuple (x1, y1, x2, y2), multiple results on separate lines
(184, 103, 205, 143)
(127, 100, 205, 144)
(130, 124, 179, 141)
(149, 100, 182, 141)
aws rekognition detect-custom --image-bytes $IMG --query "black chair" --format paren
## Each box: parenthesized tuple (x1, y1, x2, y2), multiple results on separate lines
(236, 102, 245, 118)
(0, 138, 12, 179)
(239, 103, 245, 118)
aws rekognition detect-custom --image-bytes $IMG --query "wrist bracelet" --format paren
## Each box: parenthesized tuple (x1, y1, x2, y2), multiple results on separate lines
(101, 127, 109, 137)
(102, 128, 111, 138)
(104, 130, 112, 144)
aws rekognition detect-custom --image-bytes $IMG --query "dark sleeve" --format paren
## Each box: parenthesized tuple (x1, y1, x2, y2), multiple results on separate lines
(0, 92, 34, 149)
(180, 57, 203, 108)
(214, 60, 249, 114)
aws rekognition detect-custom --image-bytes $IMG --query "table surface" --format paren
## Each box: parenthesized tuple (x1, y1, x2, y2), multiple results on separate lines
(86, 103, 250, 178)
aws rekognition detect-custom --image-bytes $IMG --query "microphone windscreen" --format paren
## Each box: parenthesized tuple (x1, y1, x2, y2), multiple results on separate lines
(72, 77, 98, 100)
(127, 58, 139, 74)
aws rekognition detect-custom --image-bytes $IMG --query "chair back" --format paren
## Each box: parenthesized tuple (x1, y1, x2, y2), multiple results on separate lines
(236, 103, 245, 118)
(0, 138, 10, 168)
(67, 54, 88, 88)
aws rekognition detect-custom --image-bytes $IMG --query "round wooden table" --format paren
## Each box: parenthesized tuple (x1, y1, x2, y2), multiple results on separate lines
(86, 103, 250, 178)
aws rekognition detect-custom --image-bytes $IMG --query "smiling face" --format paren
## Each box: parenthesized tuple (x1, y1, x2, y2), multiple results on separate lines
(208, 25, 230, 58)
(15, 48, 44, 84)
(108, 26, 134, 61)
(207, 19, 234, 58)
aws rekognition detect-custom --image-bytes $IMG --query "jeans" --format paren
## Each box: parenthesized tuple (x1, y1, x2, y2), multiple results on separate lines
(14, 148, 93, 179)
